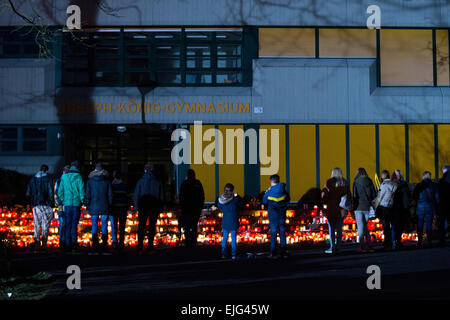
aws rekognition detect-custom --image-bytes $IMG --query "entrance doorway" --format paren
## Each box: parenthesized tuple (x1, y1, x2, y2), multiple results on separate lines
(69, 124, 175, 199)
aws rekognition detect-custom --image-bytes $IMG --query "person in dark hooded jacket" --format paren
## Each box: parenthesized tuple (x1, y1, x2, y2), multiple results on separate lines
(134, 163, 164, 254)
(438, 165, 450, 246)
(178, 169, 205, 248)
(111, 170, 130, 251)
(353, 168, 377, 252)
(413, 171, 439, 247)
(26, 164, 54, 251)
(213, 183, 242, 259)
(322, 168, 351, 254)
(86, 163, 113, 254)
(262, 174, 290, 258)
(391, 169, 410, 250)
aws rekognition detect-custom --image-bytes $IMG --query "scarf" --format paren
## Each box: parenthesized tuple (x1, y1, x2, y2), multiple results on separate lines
(218, 193, 234, 205)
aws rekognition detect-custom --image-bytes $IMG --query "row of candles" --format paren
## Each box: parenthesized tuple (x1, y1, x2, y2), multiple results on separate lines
(0, 205, 418, 248)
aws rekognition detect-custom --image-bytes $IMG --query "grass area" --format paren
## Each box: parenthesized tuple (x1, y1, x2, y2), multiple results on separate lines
(0, 272, 55, 300)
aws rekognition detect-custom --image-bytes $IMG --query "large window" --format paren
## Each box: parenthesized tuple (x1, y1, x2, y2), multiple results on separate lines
(62, 27, 255, 87)
(319, 28, 376, 57)
(258, 27, 449, 87)
(0, 126, 48, 154)
(0, 28, 43, 58)
(380, 29, 434, 86)
(22, 127, 47, 152)
(437, 29, 450, 86)
(0, 127, 18, 152)
(259, 28, 315, 57)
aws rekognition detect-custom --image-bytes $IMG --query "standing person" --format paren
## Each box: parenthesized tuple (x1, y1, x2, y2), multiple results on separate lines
(353, 168, 377, 252)
(413, 171, 439, 247)
(262, 174, 290, 258)
(86, 163, 113, 254)
(390, 169, 410, 249)
(54, 165, 70, 250)
(178, 169, 204, 249)
(438, 165, 450, 246)
(321, 168, 351, 254)
(213, 183, 242, 260)
(374, 170, 399, 251)
(26, 164, 54, 252)
(134, 164, 164, 254)
(57, 161, 85, 253)
(111, 170, 130, 252)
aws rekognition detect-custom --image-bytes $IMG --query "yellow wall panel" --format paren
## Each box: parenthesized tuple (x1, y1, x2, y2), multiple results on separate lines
(260, 125, 286, 191)
(218, 125, 244, 197)
(259, 28, 315, 57)
(289, 125, 316, 201)
(381, 29, 433, 85)
(409, 125, 435, 182)
(379, 125, 405, 178)
(319, 125, 346, 188)
(437, 30, 450, 86)
(189, 124, 215, 202)
(438, 124, 450, 176)
(349, 125, 376, 182)
(319, 29, 376, 57)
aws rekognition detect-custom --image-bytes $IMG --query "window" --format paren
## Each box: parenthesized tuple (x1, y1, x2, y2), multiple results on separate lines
(437, 29, 450, 86)
(259, 28, 315, 57)
(0, 127, 18, 152)
(62, 27, 254, 87)
(319, 29, 376, 57)
(380, 29, 433, 86)
(0, 28, 44, 58)
(22, 127, 47, 152)
(0, 127, 47, 153)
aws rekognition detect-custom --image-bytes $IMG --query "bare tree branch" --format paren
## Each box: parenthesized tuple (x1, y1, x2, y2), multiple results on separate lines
(7, 0, 35, 25)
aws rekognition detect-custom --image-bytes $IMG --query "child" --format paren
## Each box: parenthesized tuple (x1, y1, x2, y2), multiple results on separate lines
(262, 174, 290, 258)
(213, 183, 242, 260)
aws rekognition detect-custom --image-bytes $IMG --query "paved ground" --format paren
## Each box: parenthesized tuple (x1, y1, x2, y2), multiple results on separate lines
(4, 241, 450, 301)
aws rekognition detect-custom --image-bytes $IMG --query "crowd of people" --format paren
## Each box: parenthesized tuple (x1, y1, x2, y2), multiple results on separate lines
(25, 159, 450, 258)
(320, 166, 450, 254)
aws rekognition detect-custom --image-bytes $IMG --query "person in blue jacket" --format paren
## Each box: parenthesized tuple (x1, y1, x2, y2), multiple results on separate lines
(262, 174, 290, 258)
(214, 183, 242, 260)
(86, 163, 113, 254)
(413, 171, 440, 247)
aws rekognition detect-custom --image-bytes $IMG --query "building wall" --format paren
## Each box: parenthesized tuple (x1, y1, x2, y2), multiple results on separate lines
(1, 14, 449, 196)
(1, 0, 449, 28)
(1, 58, 449, 124)
(192, 123, 450, 202)
(1, 56, 449, 197)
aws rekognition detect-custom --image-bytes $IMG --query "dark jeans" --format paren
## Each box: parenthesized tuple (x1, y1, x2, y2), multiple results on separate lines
(380, 206, 402, 247)
(327, 217, 344, 250)
(114, 210, 128, 248)
(417, 209, 434, 244)
(91, 215, 117, 248)
(269, 214, 287, 255)
(138, 213, 158, 251)
(181, 213, 200, 248)
(58, 210, 65, 246)
(438, 212, 450, 244)
(64, 206, 81, 250)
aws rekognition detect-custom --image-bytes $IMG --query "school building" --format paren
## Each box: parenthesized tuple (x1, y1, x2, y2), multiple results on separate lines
(0, 0, 449, 202)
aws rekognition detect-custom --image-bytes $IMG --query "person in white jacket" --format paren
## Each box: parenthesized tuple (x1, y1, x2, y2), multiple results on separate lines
(375, 170, 399, 250)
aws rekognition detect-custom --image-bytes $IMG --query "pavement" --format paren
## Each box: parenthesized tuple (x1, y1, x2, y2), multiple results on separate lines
(4, 241, 450, 300)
